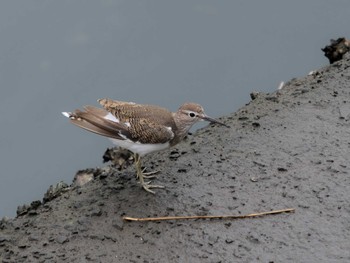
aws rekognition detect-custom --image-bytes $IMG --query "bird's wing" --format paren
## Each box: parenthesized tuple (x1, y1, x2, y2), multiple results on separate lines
(98, 98, 177, 144)
(65, 105, 175, 144)
(127, 118, 175, 144)
(66, 106, 132, 140)
(98, 98, 174, 126)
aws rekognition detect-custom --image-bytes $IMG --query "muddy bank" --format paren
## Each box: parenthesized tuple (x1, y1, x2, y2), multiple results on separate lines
(1, 54, 350, 262)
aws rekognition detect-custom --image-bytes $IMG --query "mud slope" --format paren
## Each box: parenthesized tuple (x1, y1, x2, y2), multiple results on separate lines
(1, 55, 350, 262)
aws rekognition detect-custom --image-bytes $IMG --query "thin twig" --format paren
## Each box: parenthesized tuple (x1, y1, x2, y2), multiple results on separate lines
(123, 208, 295, 222)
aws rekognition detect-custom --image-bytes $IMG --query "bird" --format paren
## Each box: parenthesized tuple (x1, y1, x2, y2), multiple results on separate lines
(62, 98, 229, 193)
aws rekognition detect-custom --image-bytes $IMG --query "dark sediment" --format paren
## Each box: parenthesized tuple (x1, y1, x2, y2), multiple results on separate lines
(1, 54, 350, 262)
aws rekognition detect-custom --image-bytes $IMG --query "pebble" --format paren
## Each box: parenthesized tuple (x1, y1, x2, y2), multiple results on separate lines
(225, 239, 234, 244)
(55, 235, 69, 244)
(112, 219, 124, 231)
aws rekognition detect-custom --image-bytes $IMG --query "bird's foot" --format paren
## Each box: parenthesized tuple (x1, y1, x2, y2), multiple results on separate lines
(134, 153, 164, 193)
(140, 168, 160, 179)
(141, 181, 165, 194)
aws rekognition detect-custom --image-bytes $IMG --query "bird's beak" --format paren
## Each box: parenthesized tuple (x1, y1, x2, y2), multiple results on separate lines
(200, 115, 230, 128)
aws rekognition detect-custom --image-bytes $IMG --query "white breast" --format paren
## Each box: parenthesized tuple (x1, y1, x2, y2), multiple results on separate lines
(109, 138, 170, 156)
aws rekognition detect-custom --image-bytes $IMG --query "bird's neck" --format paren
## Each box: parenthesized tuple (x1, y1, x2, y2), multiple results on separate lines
(171, 113, 192, 146)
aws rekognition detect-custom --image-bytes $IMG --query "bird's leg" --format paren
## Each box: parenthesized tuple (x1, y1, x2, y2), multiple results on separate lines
(134, 153, 164, 194)
(132, 153, 160, 178)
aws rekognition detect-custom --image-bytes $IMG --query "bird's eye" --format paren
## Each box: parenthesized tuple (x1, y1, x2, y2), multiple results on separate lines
(189, 112, 196, 118)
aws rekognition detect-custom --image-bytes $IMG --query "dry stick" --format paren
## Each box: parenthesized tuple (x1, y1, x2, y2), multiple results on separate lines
(123, 208, 295, 222)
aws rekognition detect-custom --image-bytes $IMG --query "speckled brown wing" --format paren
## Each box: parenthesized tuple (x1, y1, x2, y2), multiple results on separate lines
(97, 98, 177, 144)
(126, 117, 175, 144)
(98, 98, 176, 128)
(98, 98, 179, 142)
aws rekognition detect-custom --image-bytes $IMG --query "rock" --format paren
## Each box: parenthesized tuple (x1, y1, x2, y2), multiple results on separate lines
(322, 37, 350, 64)
(88, 208, 102, 217)
(250, 91, 260, 100)
(73, 169, 94, 187)
(43, 181, 69, 203)
(112, 218, 124, 231)
(102, 147, 133, 170)
(0, 235, 11, 243)
(28, 234, 40, 241)
(55, 235, 69, 244)
(169, 150, 181, 160)
(16, 204, 31, 216)
(225, 239, 234, 244)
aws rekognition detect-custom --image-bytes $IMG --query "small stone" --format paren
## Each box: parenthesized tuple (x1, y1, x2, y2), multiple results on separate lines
(28, 234, 40, 241)
(0, 216, 10, 227)
(169, 150, 181, 160)
(56, 235, 69, 244)
(30, 200, 42, 209)
(89, 234, 105, 241)
(112, 219, 124, 231)
(78, 216, 89, 225)
(265, 95, 278, 102)
(104, 235, 117, 242)
(225, 239, 234, 244)
(0, 235, 10, 243)
(28, 210, 38, 216)
(32, 250, 41, 258)
(73, 171, 94, 187)
(208, 236, 219, 245)
(43, 181, 69, 203)
(18, 243, 28, 248)
(17, 204, 30, 216)
(102, 147, 133, 170)
(250, 91, 260, 100)
(44, 253, 54, 259)
(89, 208, 102, 217)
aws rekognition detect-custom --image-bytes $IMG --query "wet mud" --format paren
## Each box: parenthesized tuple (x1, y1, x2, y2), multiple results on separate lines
(1, 54, 350, 262)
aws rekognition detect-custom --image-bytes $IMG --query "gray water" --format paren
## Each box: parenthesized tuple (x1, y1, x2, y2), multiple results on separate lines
(1, 1, 349, 217)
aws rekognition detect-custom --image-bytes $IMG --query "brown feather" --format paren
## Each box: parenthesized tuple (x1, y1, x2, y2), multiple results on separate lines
(68, 107, 130, 140)
(98, 98, 177, 128)
(68, 103, 175, 144)
(69, 118, 124, 140)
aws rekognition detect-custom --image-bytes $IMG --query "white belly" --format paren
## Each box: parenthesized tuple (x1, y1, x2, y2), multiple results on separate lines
(109, 138, 170, 156)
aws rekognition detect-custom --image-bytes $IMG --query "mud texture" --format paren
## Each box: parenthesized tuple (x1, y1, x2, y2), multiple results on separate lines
(1, 54, 350, 262)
